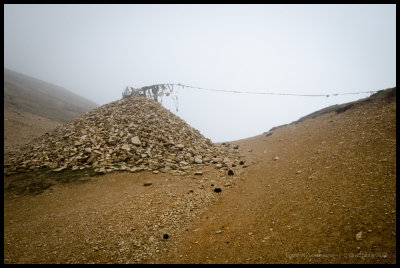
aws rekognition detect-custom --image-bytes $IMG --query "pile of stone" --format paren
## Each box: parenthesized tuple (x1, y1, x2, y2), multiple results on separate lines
(4, 96, 243, 175)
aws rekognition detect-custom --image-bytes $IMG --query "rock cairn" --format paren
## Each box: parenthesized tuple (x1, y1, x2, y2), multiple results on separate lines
(4, 96, 242, 175)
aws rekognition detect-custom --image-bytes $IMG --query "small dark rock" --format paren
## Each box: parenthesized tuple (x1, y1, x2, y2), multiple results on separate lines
(239, 161, 245, 165)
(143, 181, 152, 186)
(228, 170, 234, 176)
(163, 234, 169, 239)
(232, 164, 236, 167)
(214, 188, 222, 193)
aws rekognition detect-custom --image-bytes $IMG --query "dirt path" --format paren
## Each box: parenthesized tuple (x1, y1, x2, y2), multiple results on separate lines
(4, 95, 396, 264)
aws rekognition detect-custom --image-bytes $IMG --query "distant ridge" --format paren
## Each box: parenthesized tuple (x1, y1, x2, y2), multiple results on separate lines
(267, 87, 396, 133)
(4, 68, 98, 122)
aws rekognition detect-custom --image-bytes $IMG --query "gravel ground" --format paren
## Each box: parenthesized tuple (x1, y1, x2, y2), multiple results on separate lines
(4, 165, 243, 264)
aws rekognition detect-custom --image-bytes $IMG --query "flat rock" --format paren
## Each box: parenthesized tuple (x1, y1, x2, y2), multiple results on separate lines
(53, 166, 66, 172)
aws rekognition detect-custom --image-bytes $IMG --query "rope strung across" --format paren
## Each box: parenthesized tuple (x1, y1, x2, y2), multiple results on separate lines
(124, 83, 377, 99)
(123, 83, 378, 112)
(173, 83, 377, 97)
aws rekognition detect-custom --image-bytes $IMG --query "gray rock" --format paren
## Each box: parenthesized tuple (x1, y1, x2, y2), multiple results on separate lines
(47, 162, 58, 169)
(131, 136, 141, 146)
(161, 166, 172, 173)
(203, 157, 211, 163)
(129, 167, 139, 173)
(212, 157, 222, 163)
(148, 160, 159, 169)
(53, 166, 66, 172)
(121, 144, 131, 151)
(176, 144, 185, 149)
(96, 167, 106, 174)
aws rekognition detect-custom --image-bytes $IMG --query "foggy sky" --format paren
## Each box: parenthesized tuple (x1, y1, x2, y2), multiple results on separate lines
(4, 4, 396, 142)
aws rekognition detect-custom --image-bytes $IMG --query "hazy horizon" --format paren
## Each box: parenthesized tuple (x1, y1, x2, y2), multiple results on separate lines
(4, 4, 396, 142)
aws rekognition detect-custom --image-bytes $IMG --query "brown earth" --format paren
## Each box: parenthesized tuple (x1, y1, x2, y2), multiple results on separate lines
(4, 106, 61, 155)
(3, 90, 396, 264)
(4, 68, 98, 123)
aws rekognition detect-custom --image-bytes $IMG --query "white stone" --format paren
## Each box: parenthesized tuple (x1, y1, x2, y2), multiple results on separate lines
(131, 136, 141, 146)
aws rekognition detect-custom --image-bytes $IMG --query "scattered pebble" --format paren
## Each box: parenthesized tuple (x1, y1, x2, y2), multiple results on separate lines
(356, 231, 363, 241)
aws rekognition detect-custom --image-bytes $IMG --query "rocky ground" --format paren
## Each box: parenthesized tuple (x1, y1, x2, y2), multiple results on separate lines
(4, 96, 241, 175)
(3, 88, 396, 264)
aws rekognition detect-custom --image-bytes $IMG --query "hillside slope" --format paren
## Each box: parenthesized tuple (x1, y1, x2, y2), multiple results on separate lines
(4, 69, 98, 122)
(4, 68, 98, 153)
(154, 87, 396, 264)
(4, 107, 62, 155)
